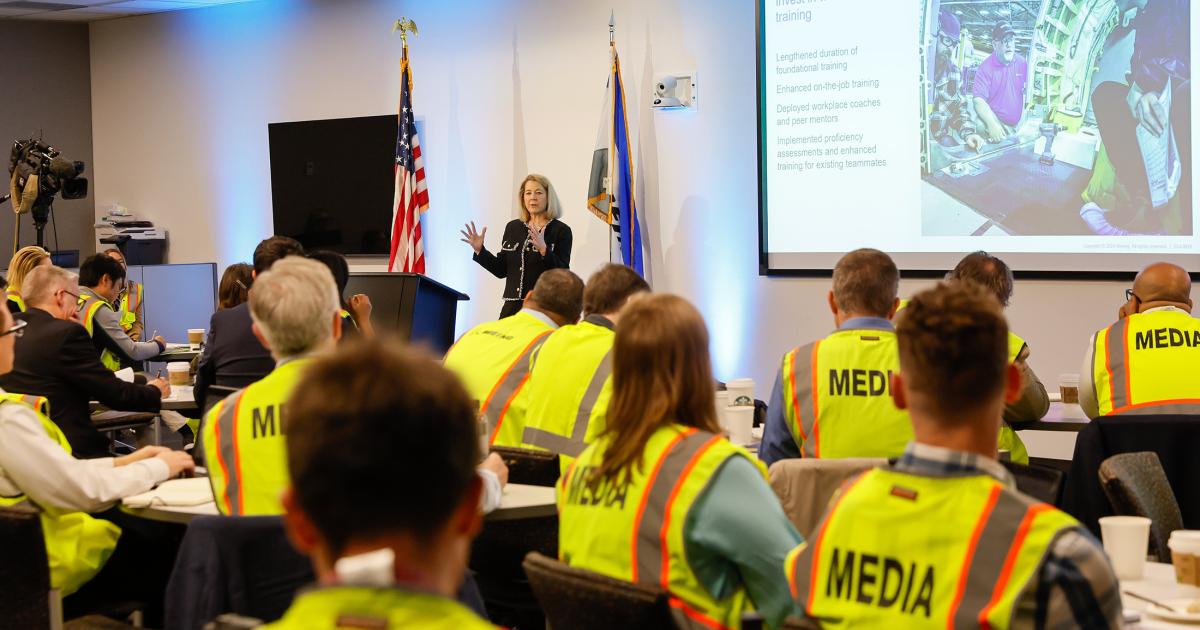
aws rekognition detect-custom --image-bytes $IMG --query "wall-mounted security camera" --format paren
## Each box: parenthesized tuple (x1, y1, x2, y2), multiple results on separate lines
(652, 73, 697, 110)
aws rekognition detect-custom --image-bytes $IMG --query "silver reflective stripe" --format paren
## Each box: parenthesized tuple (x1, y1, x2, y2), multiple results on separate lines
(1104, 319, 1131, 410)
(790, 543, 815, 607)
(215, 390, 247, 514)
(522, 348, 613, 457)
(790, 343, 818, 457)
(633, 431, 722, 586)
(951, 488, 1033, 626)
(483, 332, 550, 427)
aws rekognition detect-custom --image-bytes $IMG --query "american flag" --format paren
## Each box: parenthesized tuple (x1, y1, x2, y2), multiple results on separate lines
(389, 46, 429, 273)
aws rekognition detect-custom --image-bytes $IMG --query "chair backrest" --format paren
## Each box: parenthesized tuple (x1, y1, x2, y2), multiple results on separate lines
(202, 385, 242, 417)
(1001, 460, 1064, 505)
(490, 446, 560, 487)
(767, 458, 886, 538)
(522, 552, 673, 630)
(1099, 451, 1184, 562)
(165, 515, 313, 630)
(0, 503, 51, 629)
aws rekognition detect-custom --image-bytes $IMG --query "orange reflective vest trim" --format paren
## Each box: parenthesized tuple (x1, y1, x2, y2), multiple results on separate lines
(211, 390, 248, 514)
(484, 330, 552, 444)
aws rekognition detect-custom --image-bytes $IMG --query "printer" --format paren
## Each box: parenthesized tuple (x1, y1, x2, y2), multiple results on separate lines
(95, 204, 168, 265)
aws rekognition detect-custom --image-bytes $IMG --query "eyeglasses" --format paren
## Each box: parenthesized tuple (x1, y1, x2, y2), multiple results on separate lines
(1126, 289, 1140, 302)
(61, 289, 81, 302)
(937, 32, 959, 48)
(0, 319, 27, 339)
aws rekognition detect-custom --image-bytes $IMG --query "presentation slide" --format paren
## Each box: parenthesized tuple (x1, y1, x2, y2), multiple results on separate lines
(758, 0, 1197, 273)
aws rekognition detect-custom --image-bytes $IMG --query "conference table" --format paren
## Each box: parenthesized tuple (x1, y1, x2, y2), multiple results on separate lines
(1121, 562, 1200, 628)
(121, 478, 557, 524)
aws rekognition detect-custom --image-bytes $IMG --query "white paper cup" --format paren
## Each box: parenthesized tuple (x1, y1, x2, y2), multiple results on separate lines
(166, 362, 190, 386)
(1099, 516, 1151, 579)
(714, 391, 730, 432)
(726, 405, 754, 446)
(726, 378, 755, 407)
(188, 328, 205, 349)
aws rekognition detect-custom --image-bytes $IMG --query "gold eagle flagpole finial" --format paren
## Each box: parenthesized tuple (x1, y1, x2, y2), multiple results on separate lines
(393, 17, 417, 45)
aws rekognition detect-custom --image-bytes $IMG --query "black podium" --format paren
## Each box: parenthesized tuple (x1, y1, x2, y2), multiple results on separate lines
(345, 273, 469, 354)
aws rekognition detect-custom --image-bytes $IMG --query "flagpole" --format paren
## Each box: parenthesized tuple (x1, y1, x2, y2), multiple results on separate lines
(608, 12, 618, 264)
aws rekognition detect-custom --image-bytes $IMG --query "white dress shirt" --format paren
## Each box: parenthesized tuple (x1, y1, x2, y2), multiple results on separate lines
(0, 387, 169, 513)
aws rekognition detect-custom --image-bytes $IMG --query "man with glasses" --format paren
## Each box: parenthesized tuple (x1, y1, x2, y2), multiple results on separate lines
(973, 21, 1029, 143)
(103, 247, 146, 342)
(929, 9, 986, 160)
(76, 254, 166, 370)
(0, 265, 168, 457)
(1079, 262, 1200, 418)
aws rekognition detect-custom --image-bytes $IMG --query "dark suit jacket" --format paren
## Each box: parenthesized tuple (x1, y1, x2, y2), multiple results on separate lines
(193, 303, 274, 409)
(472, 218, 572, 317)
(0, 308, 162, 458)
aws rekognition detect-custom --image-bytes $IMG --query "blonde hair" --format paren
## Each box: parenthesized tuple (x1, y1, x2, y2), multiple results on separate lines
(7, 246, 50, 293)
(249, 256, 340, 358)
(517, 173, 562, 222)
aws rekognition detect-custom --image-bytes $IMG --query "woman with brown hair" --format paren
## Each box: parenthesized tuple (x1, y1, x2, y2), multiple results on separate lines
(5, 245, 51, 313)
(556, 294, 801, 629)
(461, 173, 573, 318)
(217, 263, 253, 310)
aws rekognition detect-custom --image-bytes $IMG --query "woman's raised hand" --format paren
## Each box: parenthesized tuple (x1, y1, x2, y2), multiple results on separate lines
(460, 221, 487, 254)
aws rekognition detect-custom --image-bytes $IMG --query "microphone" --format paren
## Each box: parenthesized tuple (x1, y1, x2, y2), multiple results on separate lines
(48, 156, 82, 179)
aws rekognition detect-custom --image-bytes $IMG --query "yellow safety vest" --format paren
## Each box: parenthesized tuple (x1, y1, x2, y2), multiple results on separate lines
(117, 282, 142, 334)
(1090, 309, 1200, 416)
(443, 311, 552, 447)
(521, 316, 614, 469)
(898, 299, 1030, 464)
(263, 585, 497, 629)
(201, 357, 313, 516)
(781, 328, 911, 458)
(0, 395, 120, 596)
(785, 467, 1079, 628)
(558, 424, 766, 629)
(77, 294, 123, 371)
(6, 288, 25, 313)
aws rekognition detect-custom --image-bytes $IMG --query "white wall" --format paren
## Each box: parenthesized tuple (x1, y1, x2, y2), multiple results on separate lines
(89, 0, 1194, 395)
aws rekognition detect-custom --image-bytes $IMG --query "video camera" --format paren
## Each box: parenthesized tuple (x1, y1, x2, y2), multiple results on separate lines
(7, 138, 88, 249)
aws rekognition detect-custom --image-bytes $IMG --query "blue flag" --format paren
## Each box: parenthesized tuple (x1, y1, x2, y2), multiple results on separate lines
(587, 46, 644, 276)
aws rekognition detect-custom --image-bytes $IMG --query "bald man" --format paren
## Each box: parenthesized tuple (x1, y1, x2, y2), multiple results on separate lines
(1080, 263, 1198, 418)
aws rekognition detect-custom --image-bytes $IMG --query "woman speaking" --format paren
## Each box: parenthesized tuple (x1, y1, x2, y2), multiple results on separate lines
(462, 173, 572, 318)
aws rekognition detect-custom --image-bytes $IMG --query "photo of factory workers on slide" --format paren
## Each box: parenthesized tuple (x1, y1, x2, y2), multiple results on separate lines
(920, 0, 1190, 237)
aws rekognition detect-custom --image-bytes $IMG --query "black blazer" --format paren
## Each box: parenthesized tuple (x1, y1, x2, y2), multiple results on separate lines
(472, 218, 572, 315)
(193, 303, 275, 408)
(0, 308, 162, 458)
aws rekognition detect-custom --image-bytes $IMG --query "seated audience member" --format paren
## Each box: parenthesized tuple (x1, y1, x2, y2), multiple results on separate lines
(103, 247, 144, 341)
(76, 253, 166, 369)
(444, 268, 583, 447)
(0, 302, 193, 613)
(0, 266, 168, 458)
(946, 251, 1048, 463)
(558, 294, 801, 629)
(202, 257, 341, 515)
(519, 263, 648, 468)
(194, 236, 305, 408)
(785, 282, 1121, 628)
(270, 340, 498, 629)
(308, 249, 375, 338)
(1080, 262, 1200, 418)
(6, 245, 50, 313)
(218, 262, 253, 310)
(759, 249, 909, 464)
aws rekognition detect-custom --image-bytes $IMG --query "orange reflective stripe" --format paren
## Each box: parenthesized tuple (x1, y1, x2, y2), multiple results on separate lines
(811, 341, 821, 457)
(805, 473, 867, 612)
(484, 330, 552, 444)
(785, 544, 804, 599)
(787, 349, 806, 444)
(629, 428, 696, 583)
(978, 503, 1054, 627)
(210, 399, 233, 513)
(668, 596, 731, 630)
(947, 483, 1002, 629)
(658, 435, 723, 590)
